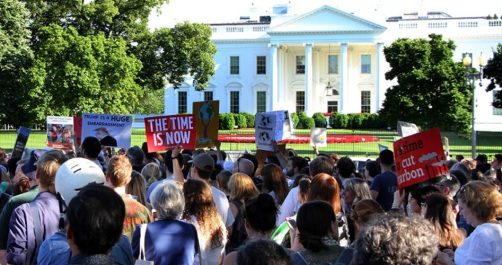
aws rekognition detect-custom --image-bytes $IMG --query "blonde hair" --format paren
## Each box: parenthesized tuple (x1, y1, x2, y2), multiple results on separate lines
(37, 150, 68, 189)
(141, 162, 161, 187)
(126, 171, 148, 207)
(106, 155, 132, 187)
(456, 180, 502, 222)
(228, 172, 259, 201)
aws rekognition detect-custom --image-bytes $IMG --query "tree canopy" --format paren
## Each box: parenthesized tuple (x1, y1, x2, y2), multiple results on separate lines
(379, 34, 472, 135)
(0, 0, 216, 126)
(482, 44, 502, 108)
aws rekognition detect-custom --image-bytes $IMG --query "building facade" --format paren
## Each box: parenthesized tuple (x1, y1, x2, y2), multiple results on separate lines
(164, 5, 502, 131)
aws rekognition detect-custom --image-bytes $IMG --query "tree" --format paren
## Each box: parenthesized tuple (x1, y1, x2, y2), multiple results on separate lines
(379, 34, 472, 135)
(0, 0, 33, 126)
(482, 44, 502, 108)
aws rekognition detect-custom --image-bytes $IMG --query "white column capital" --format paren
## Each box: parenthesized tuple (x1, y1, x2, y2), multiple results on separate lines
(268, 43, 279, 48)
(303, 42, 314, 47)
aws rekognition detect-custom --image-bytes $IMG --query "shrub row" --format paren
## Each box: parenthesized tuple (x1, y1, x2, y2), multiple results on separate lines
(219, 112, 256, 130)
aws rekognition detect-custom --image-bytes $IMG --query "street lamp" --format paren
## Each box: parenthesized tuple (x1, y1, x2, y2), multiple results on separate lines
(462, 52, 485, 159)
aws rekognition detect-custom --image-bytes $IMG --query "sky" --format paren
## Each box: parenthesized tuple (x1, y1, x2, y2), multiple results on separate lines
(148, 0, 502, 29)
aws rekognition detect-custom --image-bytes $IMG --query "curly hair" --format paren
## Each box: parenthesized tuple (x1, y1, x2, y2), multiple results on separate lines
(183, 179, 227, 249)
(353, 214, 439, 265)
(456, 180, 502, 222)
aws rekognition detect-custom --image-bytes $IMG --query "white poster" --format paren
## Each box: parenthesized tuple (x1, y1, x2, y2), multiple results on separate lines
(47, 116, 75, 151)
(397, 121, 420, 137)
(255, 110, 292, 151)
(310, 128, 327, 147)
(81, 113, 133, 148)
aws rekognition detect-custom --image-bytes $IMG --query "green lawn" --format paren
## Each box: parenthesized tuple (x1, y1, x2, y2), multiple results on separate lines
(0, 129, 500, 159)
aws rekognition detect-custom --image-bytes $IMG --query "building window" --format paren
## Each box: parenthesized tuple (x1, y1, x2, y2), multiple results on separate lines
(328, 55, 338, 74)
(296, 56, 305, 74)
(361, 91, 371, 113)
(178, 91, 187, 114)
(204, 91, 213, 101)
(256, 91, 266, 113)
(361, 55, 371, 74)
(493, 91, 502, 115)
(296, 91, 305, 113)
(230, 56, 239, 75)
(230, 91, 240, 113)
(256, 56, 266, 75)
(327, 101, 338, 113)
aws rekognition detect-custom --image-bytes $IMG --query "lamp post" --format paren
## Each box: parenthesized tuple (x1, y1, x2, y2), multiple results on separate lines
(462, 52, 485, 159)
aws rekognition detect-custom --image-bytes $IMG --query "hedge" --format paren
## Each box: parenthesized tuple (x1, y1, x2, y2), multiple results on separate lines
(329, 113, 349, 128)
(242, 112, 255, 128)
(219, 113, 235, 130)
(312, 112, 327, 128)
(233, 113, 247, 128)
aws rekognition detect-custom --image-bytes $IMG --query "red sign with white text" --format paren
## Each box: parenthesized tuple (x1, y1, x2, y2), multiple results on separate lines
(144, 114, 196, 152)
(393, 128, 448, 189)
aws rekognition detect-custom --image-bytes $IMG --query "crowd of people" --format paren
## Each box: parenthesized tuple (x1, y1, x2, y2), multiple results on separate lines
(0, 139, 501, 265)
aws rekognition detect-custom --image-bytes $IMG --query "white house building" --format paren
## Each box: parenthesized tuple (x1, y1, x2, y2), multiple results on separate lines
(164, 4, 502, 131)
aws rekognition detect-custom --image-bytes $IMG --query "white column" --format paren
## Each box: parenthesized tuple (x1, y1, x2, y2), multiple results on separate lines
(277, 46, 283, 110)
(305, 43, 313, 116)
(270, 44, 279, 111)
(340, 43, 348, 113)
(375, 42, 384, 112)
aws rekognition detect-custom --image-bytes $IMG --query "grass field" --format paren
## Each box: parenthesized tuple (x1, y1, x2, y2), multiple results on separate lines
(0, 128, 500, 159)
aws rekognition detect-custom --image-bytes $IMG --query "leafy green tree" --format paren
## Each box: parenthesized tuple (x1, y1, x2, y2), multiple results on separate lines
(0, 0, 33, 126)
(379, 34, 472, 134)
(134, 89, 164, 114)
(482, 44, 502, 108)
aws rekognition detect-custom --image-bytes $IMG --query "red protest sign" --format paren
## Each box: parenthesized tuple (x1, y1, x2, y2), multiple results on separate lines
(393, 128, 448, 189)
(144, 114, 196, 152)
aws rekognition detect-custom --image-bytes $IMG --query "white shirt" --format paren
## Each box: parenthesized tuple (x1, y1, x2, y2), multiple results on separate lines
(455, 223, 502, 265)
(276, 186, 302, 227)
(211, 186, 234, 227)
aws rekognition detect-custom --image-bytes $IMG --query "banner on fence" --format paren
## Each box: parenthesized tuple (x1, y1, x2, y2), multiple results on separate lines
(47, 116, 75, 151)
(193, 100, 219, 148)
(397, 121, 420, 137)
(144, 114, 196, 152)
(255, 111, 291, 151)
(11, 127, 31, 160)
(310, 128, 327, 147)
(81, 113, 132, 148)
(393, 128, 448, 189)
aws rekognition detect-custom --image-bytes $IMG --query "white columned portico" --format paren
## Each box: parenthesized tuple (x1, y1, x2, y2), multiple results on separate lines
(304, 43, 313, 116)
(375, 42, 384, 112)
(270, 43, 279, 111)
(340, 43, 348, 113)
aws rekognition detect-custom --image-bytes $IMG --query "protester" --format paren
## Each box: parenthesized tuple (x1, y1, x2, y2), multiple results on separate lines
(370, 149, 398, 211)
(80, 136, 104, 170)
(132, 181, 199, 265)
(127, 146, 145, 172)
(261, 163, 289, 205)
(141, 162, 161, 188)
(126, 171, 148, 208)
(236, 239, 292, 265)
(349, 199, 384, 240)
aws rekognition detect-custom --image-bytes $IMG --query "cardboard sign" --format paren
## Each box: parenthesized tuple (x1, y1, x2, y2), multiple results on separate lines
(81, 113, 133, 148)
(397, 121, 420, 137)
(310, 128, 327, 147)
(11, 127, 30, 160)
(47, 116, 75, 151)
(393, 128, 449, 189)
(144, 114, 196, 152)
(193, 100, 219, 148)
(255, 111, 291, 151)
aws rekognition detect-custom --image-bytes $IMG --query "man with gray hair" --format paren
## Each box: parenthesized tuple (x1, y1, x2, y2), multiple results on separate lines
(352, 214, 439, 265)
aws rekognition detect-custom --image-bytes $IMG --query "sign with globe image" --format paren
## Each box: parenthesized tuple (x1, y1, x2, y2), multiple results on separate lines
(193, 100, 219, 148)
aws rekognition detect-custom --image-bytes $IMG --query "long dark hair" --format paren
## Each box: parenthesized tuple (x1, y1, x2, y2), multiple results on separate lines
(261, 164, 289, 205)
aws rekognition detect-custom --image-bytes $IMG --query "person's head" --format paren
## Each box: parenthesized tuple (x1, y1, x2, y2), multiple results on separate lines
(126, 171, 147, 207)
(336, 156, 356, 179)
(308, 173, 341, 214)
(66, 184, 125, 256)
(475, 154, 488, 165)
(261, 163, 289, 205)
(352, 214, 439, 265)
(364, 160, 380, 180)
(309, 156, 335, 177)
(343, 178, 372, 207)
(127, 146, 144, 167)
(150, 180, 185, 220)
(434, 174, 460, 200)
(237, 239, 292, 265)
(191, 153, 215, 180)
(163, 150, 182, 174)
(55, 158, 106, 205)
(36, 150, 68, 190)
(286, 156, 308, 177)
(297, 200, 338, 252)
(141, 142, 155, 161)
(228, 172, 259, 201)
(21, 149, 39, 180)
(423, 193, 463, 249)
(379, 149, 394, 168)
(141, 162, 161, 186)
(449, 162, 469, 186)
(409, 185, 440, 215)
(233, 157, 254, 177)
(106, 155, 132, 188)
(244, 193, 278, 234)
(239, 153, 259, 177)
(456, 180, 502, 226)
(81, 136, 101, 160)
(350, 199, 384, 228)
(216, 170, 232, 195)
